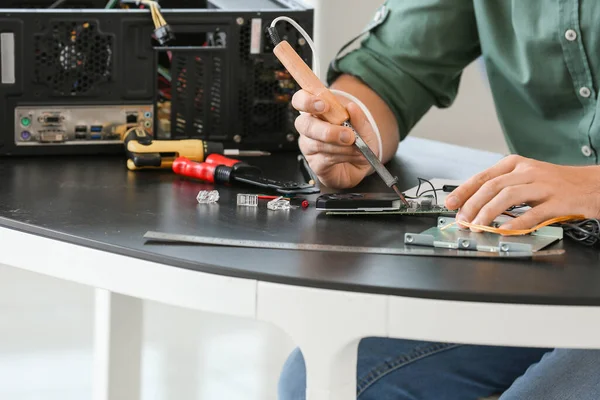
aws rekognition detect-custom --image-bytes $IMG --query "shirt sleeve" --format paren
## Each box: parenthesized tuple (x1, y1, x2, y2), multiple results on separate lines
(327, 0, 481, 139)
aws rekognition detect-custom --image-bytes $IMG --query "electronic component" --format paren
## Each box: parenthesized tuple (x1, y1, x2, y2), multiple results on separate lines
(404, 217, 564, 255)
(267, 196, 290, 211)
(196, 190, 219, 204)
(237, 194, 259, 207)
(14, 105, 153, 146)
(316, 193, 402, 212)
(0, 3, 313, 155)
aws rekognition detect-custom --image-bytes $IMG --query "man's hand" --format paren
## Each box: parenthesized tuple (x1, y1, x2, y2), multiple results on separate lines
(293, 90, 379, 189)
(444, 155, 600, 230)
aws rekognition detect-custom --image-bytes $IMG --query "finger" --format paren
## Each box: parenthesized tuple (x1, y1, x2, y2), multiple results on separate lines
(498, 203, 558, 232)
(295, 114, 354, 146)
(456, 171, 533, 223)
(292, 90, 330, 114)
(468, 184, 546, 230)
(299, 135, 361, 157)
(445, 155, 522, 210)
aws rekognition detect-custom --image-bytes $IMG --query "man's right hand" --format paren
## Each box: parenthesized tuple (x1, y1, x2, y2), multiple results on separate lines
(292, 90, 379, 189)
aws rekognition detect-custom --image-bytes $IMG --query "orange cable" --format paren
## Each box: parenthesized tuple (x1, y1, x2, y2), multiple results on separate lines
(440, 214, 586, 236)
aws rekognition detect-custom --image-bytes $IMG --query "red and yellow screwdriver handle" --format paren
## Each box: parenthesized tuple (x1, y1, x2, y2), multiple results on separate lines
(273, 40, 350, 126)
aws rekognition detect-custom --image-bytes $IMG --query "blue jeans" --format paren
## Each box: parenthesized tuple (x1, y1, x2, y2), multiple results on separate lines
(278, 338, 600, 400)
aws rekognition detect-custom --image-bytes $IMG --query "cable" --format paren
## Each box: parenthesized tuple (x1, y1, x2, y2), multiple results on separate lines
(48, 0, 68, 8)
(105, 0, 119, 8)
(270, 17, 384, 162)
(562, 219, 600, 246)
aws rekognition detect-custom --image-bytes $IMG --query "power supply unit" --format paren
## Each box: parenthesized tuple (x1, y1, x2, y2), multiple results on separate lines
(0, 0, 313, 156)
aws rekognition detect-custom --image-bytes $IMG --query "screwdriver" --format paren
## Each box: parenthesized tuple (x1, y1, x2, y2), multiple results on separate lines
(123, 127, 270, 170)
(266, 27, 410, 207)
(172, 155, 261, 184)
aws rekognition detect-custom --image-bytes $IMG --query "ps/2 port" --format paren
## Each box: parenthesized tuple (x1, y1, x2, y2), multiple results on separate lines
(20, 117, 31, 127)
(20, 131, 31, 140)
(143, 120, 152, 128)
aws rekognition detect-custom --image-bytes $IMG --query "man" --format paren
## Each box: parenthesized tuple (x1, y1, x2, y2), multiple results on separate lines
(278, 0, 600, 399)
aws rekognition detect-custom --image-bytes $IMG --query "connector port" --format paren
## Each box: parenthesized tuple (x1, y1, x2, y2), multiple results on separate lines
(90, 134, 102, 140)
(126, 113, 138, 124)
(40, 131, 65, 142)
(75, 125, 87, 133)
(45, 116, 60, 123)
(90, 125, 103, 133)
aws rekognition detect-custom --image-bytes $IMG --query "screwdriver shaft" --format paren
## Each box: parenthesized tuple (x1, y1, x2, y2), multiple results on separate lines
(224, 150, 271, 157)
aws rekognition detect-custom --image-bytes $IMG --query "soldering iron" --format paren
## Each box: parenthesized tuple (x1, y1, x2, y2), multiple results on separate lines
(266, 24, 410, 206)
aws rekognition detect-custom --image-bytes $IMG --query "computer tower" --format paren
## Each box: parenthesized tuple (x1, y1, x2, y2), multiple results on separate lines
(0, 0, 313, 155)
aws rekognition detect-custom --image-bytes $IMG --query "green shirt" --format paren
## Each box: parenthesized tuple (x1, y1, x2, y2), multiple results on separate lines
(327, 0, 600, 165)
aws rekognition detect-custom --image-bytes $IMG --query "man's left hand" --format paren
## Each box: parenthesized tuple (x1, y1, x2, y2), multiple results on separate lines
(444, 155, 600, 230)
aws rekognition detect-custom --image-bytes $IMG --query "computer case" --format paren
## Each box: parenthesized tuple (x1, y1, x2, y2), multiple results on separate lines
(0, 0, 313, 155)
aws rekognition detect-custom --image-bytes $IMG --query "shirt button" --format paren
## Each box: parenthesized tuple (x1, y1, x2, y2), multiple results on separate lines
(581, 145, 593, 157)
(565, 29, 577, 41)
(579, 86, 591, 97)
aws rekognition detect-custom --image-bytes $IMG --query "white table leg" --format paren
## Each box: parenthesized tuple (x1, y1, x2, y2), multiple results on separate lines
(257, 282, 389, 400)
(93, 289, 144, 400)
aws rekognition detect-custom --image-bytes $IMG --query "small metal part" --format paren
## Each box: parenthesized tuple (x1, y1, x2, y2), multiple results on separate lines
(233, 134, 242, 143)
(237, 193, 258, 207)
(298, 38, 306, 46)
(236, 17, 244, 25)
(223, 149, 271, 157)
(196, 190, 219, 204)
(286, 133, 295, 142)
(267, 196, 291, 211)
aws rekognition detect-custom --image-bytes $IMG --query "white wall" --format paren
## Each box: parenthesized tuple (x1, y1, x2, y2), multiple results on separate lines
(304, 0, 508, 155)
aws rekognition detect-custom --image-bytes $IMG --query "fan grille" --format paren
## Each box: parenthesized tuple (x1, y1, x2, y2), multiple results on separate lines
(34, 21, 113, 96)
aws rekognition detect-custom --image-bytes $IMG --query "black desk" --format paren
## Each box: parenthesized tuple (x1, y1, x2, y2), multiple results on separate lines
(1, 137, 599, 306)
(0, 139, 600, 305)
(3, 136, 600, 400)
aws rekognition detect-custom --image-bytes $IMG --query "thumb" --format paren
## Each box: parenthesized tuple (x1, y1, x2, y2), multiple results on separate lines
(346, 102, 370, 135)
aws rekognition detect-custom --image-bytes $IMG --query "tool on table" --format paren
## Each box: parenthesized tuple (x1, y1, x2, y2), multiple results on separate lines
(122, 126, 270, 171)
(172, 155, 320, 195)
(266, 27, 409, 207)
(142, 231, 564, 259)
(172, 154, 261, 184)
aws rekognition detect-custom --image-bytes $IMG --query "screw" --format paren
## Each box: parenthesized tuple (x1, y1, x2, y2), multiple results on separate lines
(286, 133, 295, 142)
(298, 38, 306, 46)
(461, 240, 470, 248)
(233, 135, 242, 143)
(500, 244, 509, 252)
(438, 218, 446, 226)
(406, 235, 414, 243)
(236, 17, 244, 25)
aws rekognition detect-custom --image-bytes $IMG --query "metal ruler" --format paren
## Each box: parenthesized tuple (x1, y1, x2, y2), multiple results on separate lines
(143, 231, 564, 259)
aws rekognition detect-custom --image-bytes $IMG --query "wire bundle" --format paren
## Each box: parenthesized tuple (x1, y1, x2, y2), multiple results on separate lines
(118, 0, 173, 44)
(562, 219, 600, 246)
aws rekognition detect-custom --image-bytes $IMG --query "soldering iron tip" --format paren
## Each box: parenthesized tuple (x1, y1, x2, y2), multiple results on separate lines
(392, 184, 410, 207)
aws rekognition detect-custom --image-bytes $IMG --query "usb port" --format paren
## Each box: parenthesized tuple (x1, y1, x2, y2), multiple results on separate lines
(75, 126, 87, 133)
(90, 125, 103, 133)
(90, 134, 102, 139)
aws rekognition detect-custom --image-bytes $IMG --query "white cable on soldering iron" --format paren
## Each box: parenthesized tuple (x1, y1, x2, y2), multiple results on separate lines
(270, 17, 383, 161)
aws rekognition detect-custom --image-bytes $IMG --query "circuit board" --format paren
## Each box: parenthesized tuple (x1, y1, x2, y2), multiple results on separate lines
(324, 198, 456, 216)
